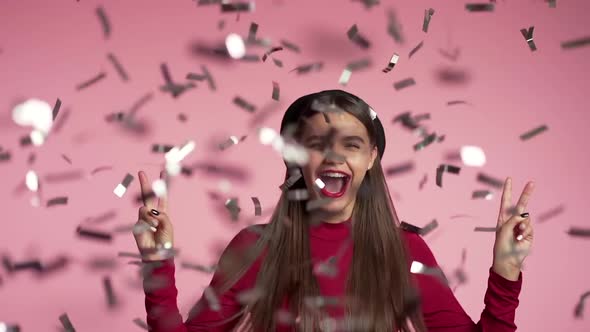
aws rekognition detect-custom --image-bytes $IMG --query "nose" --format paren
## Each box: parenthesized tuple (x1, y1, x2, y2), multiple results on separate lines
(322, 149, 346, 164)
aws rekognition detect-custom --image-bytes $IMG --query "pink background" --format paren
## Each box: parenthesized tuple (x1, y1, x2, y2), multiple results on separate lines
(1, 0, 589, 331)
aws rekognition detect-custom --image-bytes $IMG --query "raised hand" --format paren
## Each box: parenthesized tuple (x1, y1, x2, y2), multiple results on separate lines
(132, 170, 175, 261)
(492, 177, 536, 281)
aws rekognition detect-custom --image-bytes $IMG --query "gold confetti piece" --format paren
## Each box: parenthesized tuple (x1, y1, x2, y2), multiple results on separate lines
(271, 81, 280, 101)
(567, 227, 590, 238)
(103, 276, 118, 308)
(382, 53, 400, 73)
(520, 26, 537, 52)
(408, 41, 424, 59)
(290, 61, 323, 74)
(561, 36, 590, 50)
(422, 8, 435, 33)
(221, 1, 254, 13)
(393, 77, 416, 90)
(435, 164, 460, 187)
(277, 39, 300, 54)
(251, 197, 262, 216)
(472, 190, 493, 200)
(75, 71, 107, 91)
(47, 196, 68, 207)
(519, 124, 548, 141)
(107, 53, 129, 81)
(78, 226, 113, 243)
(465, 3, 494, 12)
(386, 8, 405, 44)
(96, 6, 111, 39)
(233, 96, 256, 112)
(347, 24, 371, 49)
(113, 173, 134, 197)
(474, 226, 497, 232)
(574, 291, 590, 318)
(385, 161, 414, 177)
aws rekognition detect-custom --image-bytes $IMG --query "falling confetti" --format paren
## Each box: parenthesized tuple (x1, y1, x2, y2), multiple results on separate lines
(436, 164, 460, 187)
(408, 41, 424, 59)
(476, 172, 504, 189)
(472, 190, 494, 200)
(95, 6, 111, 39)
(385, 161, 414, 177)
(561, 36, 590, 50)
(566, 227, 590, 238)
(233, 96, 257, 112)
(347, 24, 371, 49)
(271, 81, 280, 101)
(113, 173, 134, 197)
(221, 1, 255, 13)
(103, 276, 118, 308)
(58, 313, 76, 332)
(410, 261, 448, 285)
(181, 261, 217, 273)
(382, 53, 400, 73)
(537, 204, 565, 223)
(519, 124, 548, 141)
(262, 46, 283, 61)
(422, 8, 435, 33)
(393, 77, 416, 90)
(186, 65, 216, 91)
(251, 196, 262, 216)
(447, 100, 469, 106)
(439, 47, 461, 61)
(75, 72, 107, 91)
(204, 286, 221, 311)
(290, 62, 323, 75)
(386, 8, 405, 44)
(520, 26, 537, 52)
(46, 196, 68, 207)
(574, 291, 590, 318)
(465, 3, 495, 12)
(400, 220, 438, 236)
(474, 226, 497, 232)
(107, 53, 129, 81)
(76, 226, 113, 242)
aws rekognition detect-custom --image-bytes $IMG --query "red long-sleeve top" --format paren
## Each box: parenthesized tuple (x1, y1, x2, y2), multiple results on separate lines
(143, 219, 522, 331)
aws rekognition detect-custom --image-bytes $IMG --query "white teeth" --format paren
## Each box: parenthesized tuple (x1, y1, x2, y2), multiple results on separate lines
(319, 172, 347, 178)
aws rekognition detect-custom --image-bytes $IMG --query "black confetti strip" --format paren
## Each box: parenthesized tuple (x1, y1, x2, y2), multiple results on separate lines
(95, 6, 111, 39)
(520, 26, 537, 52)
(472, 190, 493, 200)
(382, 53, 399, 73)
(251, 196, 262, 216)
(574, 291, 590, 318)
(221, 1, 254, 13)
(107, 53, 129, 81)
(272, 81, 280, 101)
(152, 144, 174, 153)
(233, 96, 257, 112)
(0, 151, 11, 162)
(51, 98, 62, 121)
(465, 3, 495, 12)
(476, 172, 504, 189)
(408, 41, 424, 59)
(76, 226, 113, 242)
(567, 227, 590, 238)
(103, 276, 118, 308)
(422, 8, 435, 33)
(290, 61, 323, 75)
(75, 72, 107, 91)
(280, 39, 301, 53)
(538, 204, 565, 223)
(386, 8, 405, 44)
(385, 161, 415, 177)
(414, 132, 437, 151)
(12, 259, 43, 272)
(519, 124, 548, 141)
(393, 77, 416, 90)
(561, 36, 590, 50)
(347, 24, 371, 49)
(247, 22, 258, 43)
(61, 154, 72, 164)
(400, 220, 438, 236)
(262, 46, 283, 62)
(474, 226, 497, 232)
(46, 196, 68, 207)
(58, 313, 76, 332)
(436, 164, 460, 187)
(447, 100, 470, 106)
(90, 165, 113, 175)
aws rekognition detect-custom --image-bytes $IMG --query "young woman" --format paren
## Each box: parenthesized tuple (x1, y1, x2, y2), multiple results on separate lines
(134, 89, 536, 332)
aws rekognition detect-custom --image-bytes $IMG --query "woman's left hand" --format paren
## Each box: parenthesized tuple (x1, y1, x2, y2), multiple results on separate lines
(492, 177, 536, 281)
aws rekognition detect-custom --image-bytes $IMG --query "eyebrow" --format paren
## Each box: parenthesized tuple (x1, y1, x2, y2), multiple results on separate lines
(304, 135, 366, 144)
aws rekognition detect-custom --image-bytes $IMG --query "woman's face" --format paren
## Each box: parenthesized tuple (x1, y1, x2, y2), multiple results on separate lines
(298, 109, 377, 223)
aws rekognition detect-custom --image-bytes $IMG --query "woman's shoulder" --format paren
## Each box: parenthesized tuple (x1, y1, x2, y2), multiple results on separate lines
(226, 223, 267, 249)
(398, 228, 437, 266)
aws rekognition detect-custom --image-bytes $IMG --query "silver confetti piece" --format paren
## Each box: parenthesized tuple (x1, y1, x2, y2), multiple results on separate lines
(447, 100, 469, 106)
(419, 173, 428, 190)
(51, 98, 62, 121)
(291, 62, 324, 75)
(236, 286, 265, 305)
(114, 173, 134, 197)
(476, 172, 504, 189)
(272, 58, 283, 68)
(181, 261, 216, 273)
(520, 26, 537, 52)
(221, 1, 254, 13)
(103, 276, 117, 308)
(422, 8, 435, 33)
(204, 286, 221, 311)
(435, 164, 460, 187)
(574, 291, 590, 318)
(225, 198, 241, 221)
(247, 22, 258, 43)
(538, 204, 565, 223)
(400, 220, 437, 236)
(263, 46, 283, 62)
(76, 72, 107, 91)
(410, 261, 448, 285)
(251, 197, 262, 216)
(233, 96, 256, 112)
(408, 41, 424, 59)
(46, 196, 68, 207)
(279, 169, 302, 191)
(61, 154, 72, 164)
(132, 318, 149, 330)
(472, 190, 493, 200)
(474, 226, 497, 232)
(567, 227, 590, 238)
(393, 77, 416, 90)
(519, 124, 548, 141)
(272, 81, 280, 101)
(280, 39, 301, 53)
(386, 8, 405, 44)
(414, 132, 437, 151)
(347, 24, 371, 49)
(561, 36, 590, 50)
(76, 226, 113, 242)
(382, 53, 400, 73)
(107, 53, 129, 81)
(385, 161, 414, 177)
(59, 313, 76, 332)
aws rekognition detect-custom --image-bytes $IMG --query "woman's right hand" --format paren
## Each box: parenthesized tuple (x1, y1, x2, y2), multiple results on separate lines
(133, 170, 175, 261)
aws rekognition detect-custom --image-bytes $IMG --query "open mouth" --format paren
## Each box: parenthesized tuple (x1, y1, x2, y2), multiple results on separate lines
(317, 171, 351, 198)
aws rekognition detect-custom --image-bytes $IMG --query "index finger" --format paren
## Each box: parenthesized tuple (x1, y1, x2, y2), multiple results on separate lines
(515, 181, 535, 215)
(138, 171, 156, 209)
(498, 177, 513, 224)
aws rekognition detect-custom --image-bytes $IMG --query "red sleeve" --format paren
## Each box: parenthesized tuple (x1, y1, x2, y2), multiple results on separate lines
(143, 227, 263, 332)
(402, 230, 522, 332)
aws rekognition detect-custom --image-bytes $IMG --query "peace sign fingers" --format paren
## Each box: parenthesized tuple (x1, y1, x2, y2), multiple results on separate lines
(138, 171, 157, 209)
(515, 181, 535, 215)
(498, 177, 513, 225)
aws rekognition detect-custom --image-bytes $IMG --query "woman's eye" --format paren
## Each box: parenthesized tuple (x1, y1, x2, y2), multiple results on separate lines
(346, 144, 360, 149)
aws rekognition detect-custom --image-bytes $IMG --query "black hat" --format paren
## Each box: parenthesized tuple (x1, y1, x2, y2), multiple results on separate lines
(279, 89, 386, 159)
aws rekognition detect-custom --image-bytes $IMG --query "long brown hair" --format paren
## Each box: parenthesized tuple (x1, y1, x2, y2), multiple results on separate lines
(213, 92, 427, 332)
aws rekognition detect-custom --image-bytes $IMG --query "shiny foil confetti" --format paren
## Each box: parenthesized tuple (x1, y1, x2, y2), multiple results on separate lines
(567, 227, 590, 238)
(279, 168, 302, 191)
(218, 135, 246, 150)
(474, 226, 497, 232)
(103, 276, 118, 308)
(520, 26, 537, 52)
(291, 62, 323, 74)
(107, 53, 129, 81)
(152, 144, 174, 153)
(435, 164, 461, 187)
(465, 3, 495, 12)
(574, 291, 590, 318)
(280, 39, 301, 53)
(472, 190, 493, 200)
(385, 161, 414, 177)
(408, 41, 424, 59)
(225, 198, 241, 221)
(59, 313, 76, 332)
(338, 68, 352, 86)
(382, 53, 400, 73)
(221, 1, 254, 13)
(519, 124, 548, 141)
(414, 132, 437, 151)
(160, 63, 193, 98)
(251, 196, 262, 216)
(422, 8, 435, 33)
(186, 65, 216, 91)
(46, 196, 68, 207)
(400, 220, 438, 236)
(0, 322, 20, 332)
(51, 97, 62, 120)
(386, 8, 405, 44)
(233, 96, 256, 112)
(113, 173, 134, 197)
(561, 36, 590, 50)
(247, 22, 258, 43)
(96, 6, 111, 39)
(75, 72, 107, 91)
(476, 172, 504, 189)
(393, 77, 416, 90)
(76, 226, 113, 242)
(262, 46, 283, 62)
(410, 261, 448, 285)
(347, 24, 371, 49)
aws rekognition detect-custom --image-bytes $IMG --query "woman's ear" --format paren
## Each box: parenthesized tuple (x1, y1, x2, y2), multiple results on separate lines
(368, 146, 378, 170)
